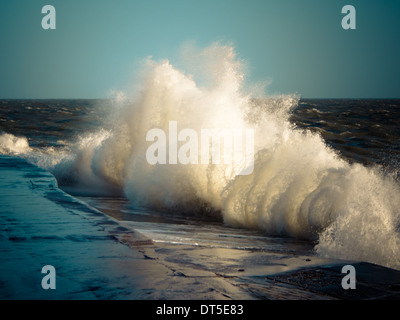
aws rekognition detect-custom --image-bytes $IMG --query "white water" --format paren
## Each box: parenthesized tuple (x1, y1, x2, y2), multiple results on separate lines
(1, 43, 400, 270)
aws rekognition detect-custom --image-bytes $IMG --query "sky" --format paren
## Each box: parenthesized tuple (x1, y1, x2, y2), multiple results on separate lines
(0, 0, 399, 99)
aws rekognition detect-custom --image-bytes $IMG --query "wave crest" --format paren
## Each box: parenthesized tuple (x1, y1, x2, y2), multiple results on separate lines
(2, 43, 400, 269)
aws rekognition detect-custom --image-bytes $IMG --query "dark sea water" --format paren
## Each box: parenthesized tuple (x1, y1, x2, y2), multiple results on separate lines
(1, 98, 400, 270)
(293, 99, 400, 170)
(2, 99, 399, 168)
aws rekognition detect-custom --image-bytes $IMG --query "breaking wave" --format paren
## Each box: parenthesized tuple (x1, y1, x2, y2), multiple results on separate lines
(1, 43, 400, 269)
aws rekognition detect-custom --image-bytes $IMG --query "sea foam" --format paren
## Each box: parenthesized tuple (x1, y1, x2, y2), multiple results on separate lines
(2, 43, 400, 269)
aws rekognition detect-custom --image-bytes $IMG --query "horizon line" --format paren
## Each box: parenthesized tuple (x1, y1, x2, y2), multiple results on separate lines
(1, 97, 400, 100)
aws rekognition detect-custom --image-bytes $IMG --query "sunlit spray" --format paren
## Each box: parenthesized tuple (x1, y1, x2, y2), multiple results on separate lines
(2, 43, 400, 270)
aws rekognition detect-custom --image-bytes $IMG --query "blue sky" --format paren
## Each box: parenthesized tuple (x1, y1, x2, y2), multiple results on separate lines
(0, 0, 399, 98)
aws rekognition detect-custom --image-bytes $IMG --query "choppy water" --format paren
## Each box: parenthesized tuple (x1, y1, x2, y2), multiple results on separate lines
(1, 97, 399, 268)
(1, 45, 400, 270)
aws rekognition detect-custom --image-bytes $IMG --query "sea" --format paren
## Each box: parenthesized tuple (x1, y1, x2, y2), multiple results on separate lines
(0, 46, 399, 273)
(1, 96, 400, 272)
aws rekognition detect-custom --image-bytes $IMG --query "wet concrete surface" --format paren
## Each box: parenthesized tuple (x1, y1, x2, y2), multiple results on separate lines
(1, 156, 400, 300)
